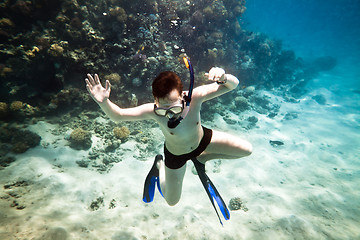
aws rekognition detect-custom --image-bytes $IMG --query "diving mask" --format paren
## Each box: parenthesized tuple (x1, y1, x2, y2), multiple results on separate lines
(154, 100, 184, 119)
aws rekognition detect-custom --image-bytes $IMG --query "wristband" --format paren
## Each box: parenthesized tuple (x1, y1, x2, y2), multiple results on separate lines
(216, 74, 227, 85)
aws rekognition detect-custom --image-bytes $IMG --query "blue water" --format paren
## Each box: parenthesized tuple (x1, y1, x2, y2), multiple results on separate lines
(241, 0, 360, 89)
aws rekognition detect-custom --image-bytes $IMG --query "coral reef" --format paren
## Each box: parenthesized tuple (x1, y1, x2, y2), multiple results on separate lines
(69, 128, 92, 150)
(89, 197, 105, 211)
(0, 0, 333, 122)
(9, 101, 24, 112)
(104, 73, 121, 85)
(0, 126, 41, 155)
(242, 86, 255, 97)
(59, 116, 158, 172)
(48, 43, 64, 57)
(113, 126, 130, 140)
(0, 65, 13, 77)
(49, 88, 86, 111)
(233, 96, 250, 112)
(109, 6, 127, 23)
(229, 197, 248, 211)
(0, 102, 9, 119)
(9, 101, 38, 118)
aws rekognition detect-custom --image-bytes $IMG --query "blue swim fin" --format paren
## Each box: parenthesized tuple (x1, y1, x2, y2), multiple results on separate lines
(143, 155, 163, 203)
(192, 158, 230, 225)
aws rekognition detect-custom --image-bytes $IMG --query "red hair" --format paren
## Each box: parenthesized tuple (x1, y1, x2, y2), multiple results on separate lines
(152, 71, 183, 99)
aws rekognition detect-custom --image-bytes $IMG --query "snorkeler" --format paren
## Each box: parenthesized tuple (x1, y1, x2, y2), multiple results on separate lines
(85, 60, 252, 224)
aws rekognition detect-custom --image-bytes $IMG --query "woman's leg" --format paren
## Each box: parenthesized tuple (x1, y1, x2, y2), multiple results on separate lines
(157, 130, 251, 205)
(158, 160, 187, 206)
(197, 129, 252, 164)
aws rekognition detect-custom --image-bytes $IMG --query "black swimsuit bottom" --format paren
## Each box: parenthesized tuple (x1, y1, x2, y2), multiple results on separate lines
(164, 126, 213, 169)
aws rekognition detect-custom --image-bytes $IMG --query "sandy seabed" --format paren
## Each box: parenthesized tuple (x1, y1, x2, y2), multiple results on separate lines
(1, 74, 360, 240)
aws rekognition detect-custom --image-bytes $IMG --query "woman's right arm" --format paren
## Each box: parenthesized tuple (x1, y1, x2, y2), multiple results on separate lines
(85, 74, 154, 122)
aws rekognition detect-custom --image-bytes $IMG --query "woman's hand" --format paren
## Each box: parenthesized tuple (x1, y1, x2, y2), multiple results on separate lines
(204, 67, 226, 84)
(85, 73, 111, 104)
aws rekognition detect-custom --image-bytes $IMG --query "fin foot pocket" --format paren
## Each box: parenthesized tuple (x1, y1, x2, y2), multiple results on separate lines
(143, 155, 163, 203)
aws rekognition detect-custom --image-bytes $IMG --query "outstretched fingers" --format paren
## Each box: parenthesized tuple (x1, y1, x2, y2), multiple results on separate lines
(87, 73, 96, 85)
(85, 78, 92, 93)
(94, 74, 101, 85)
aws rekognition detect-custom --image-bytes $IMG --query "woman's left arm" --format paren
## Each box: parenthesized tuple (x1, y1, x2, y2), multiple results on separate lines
(192, 67, 239, 102)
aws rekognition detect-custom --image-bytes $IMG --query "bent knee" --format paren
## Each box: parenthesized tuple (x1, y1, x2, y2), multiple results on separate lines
(164, 189, 182, 206)
(245, 142, 253, 156)
(238, 141, 253, 157)
(165, 197, 180, 206)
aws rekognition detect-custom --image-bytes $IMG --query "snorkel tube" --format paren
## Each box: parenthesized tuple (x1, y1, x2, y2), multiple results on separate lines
(183, 56, 194, 106)
(167, 56, 195, 128)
